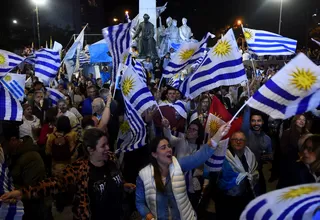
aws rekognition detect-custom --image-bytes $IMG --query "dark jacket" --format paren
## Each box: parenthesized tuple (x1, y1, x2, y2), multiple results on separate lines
(9, 136, 46, 188)
(32, 99, 50, 125)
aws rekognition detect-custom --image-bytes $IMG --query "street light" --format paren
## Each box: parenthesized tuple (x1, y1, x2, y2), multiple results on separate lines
(13, 20, 18, 24)
(31, 0, 46, 48)
(278, 0, 283, 34)
(113, 18, 119, 22)
(237, 20, 242, 26)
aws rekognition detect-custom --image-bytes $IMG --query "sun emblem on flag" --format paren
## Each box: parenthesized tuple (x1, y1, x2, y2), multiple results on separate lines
(213, 40, 232, 57)
(0, 54, 6, 65)
(173, 73, 180, 80)
(279, 186, 320, 201)
(244, 30, 253, 41)
(4, 75, 11, 82)
(179, 48, 196, 61)
(122, 76, 135, 96)
(209, 119, 222, 135)
(291, 68, 317, 91)
(120, 121, 130, 133)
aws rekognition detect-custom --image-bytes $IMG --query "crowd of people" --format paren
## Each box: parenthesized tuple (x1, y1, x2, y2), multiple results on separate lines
(0, 42, 319, 220)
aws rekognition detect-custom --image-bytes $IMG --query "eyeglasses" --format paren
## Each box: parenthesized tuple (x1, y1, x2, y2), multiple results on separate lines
(303, 146, 314, 152)
(231, 138, 246, 143)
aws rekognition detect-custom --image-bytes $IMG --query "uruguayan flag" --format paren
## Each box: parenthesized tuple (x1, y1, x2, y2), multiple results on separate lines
(241, 183, 320, 220)
(79, 51, 90, 66)
(163, 32, 214, 78)
(242, 27, 297, 56)
(0, 84, 23, 121)
(0, 73, 26, 101)
(184, 29, 247, 99)
(167, 73, 181, 89)
(116, 99, 146, 153)
(35, 49, 60, 84)
(133, 60, 147, 84)
(121, 64, 156, 114)
(159, 100, 187, 119)
(46, 87, 65, 106)
(247, 53, 320, 119)
(312, 38, 320, 47)
(0, 50, 24, 77)
(103, 19, 137, 82)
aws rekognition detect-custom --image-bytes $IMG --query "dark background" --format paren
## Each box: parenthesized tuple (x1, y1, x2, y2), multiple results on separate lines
(1, 0, 319, 50)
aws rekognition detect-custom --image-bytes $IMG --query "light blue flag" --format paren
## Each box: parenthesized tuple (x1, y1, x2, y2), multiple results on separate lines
(242, 27, 297, 56)
(163, 32, 214, 78)
(0, 73, 26, 101)
(64, 25, 86, 81)
(247, 53, 320, 119)
(116, 99, 147, 153)
(46, 87, 65, 106)
(0, 50, 24, 77)
(103, 20, 136, 82)
(0, 84, 23, 121)
(35, 49, 60, 85)
(89, 39, 112, 63)
(240, 183, 320, 220)
(121, 64, 156, 115)
(184, 29, 247, 99)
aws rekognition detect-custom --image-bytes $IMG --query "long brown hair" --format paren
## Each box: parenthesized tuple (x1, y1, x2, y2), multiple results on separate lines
(149, 137, 169, 193)
(197, 94, 211, 114)
(290, 114, 309, 135)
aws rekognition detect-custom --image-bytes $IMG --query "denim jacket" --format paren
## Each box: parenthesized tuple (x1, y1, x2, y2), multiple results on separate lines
(136, 144, 215, 220)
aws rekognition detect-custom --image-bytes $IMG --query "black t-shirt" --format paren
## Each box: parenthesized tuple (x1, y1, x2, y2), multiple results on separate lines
(88, 162, 123, 220)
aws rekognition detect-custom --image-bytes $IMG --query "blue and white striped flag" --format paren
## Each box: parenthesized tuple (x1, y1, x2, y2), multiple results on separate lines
(159, 100, 187, 119)
(46, 87, 65, 106)
(0, 50, 24, 77)
(79, 51, 90, 66)
(205, 138, 229, 172)
(103, 19, 137, 82)
(123, 53, 147, 84)
(167, 73, 181, 89)
(182, 29, 247, 99)
(0, 84, 23, 121)
(0, 73, 26, 101)
(35, 49, 60, 85)
(242, 27, 297, 56)
(163, 32, 215, 78)
(121, 64, 156, 114)
(247, 53, 320, 119)
(241, 183, 320, 220)
(116, 99, 147, 153)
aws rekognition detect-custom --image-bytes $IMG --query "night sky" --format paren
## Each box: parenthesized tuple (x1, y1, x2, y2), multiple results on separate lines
(1, 0, 320, 49)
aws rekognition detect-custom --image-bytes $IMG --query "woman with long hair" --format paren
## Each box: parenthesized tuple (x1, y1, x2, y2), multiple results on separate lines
(136, 124, 230, 220)
(0, 128, 136, 220)
(189, 94, 211, 126)
(277, 114, 310, 188)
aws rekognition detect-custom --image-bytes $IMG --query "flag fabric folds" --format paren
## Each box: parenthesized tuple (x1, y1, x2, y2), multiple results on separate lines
(89, 39, 112, 63)
(46, 87, 65, 106)
(242, 27, 297, 56)
(247, 53, 320, 119)
(0, 50, 24, 77)
(79, 51, 90, 66)
(64, 25, 86, 81)
(103, 21, 135, 82)
(0, 73, 26, 101)
(0, 84, 23, 121)
(121, 64, 156, 114)
(116, 100, 147, 153)
(167, 73, 181, 89)
(312, 38, 320, 47)
(240, 183, 320, 220)
(184, 29, 247, 99)
(163, 32, 214, 78)
(35, 49, 60, 85)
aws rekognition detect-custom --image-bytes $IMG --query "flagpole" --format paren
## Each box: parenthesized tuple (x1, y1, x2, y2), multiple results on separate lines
(157, 104, 164, 119)
(229, 98, 252, 124)
(158, 76, 164, 90)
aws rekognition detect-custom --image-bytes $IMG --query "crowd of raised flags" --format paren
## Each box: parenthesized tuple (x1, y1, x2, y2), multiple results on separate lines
(0, 13, 320, 218)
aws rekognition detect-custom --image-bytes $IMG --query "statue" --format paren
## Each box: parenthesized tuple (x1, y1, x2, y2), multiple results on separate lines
(159, 17, 173, 57)
(179, 18, 193, 42)
(169, 19, 181, 44)
(133, 14, 158, 59)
